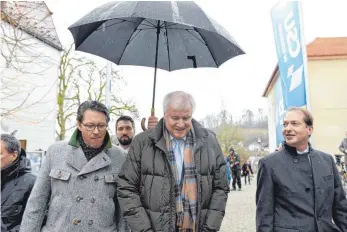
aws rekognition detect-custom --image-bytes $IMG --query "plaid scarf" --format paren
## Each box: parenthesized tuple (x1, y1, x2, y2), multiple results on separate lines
(164, 127, 197, 232)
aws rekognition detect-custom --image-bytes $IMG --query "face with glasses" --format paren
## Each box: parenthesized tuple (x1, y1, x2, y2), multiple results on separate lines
(77, 109, 108, 148)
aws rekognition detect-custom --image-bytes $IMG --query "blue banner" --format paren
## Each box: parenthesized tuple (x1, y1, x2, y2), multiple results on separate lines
(274, 78, 285, 147)
(271, 1, 307, 109)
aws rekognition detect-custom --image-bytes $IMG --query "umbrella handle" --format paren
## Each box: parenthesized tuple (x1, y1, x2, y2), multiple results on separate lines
(141, 108, 155, 131)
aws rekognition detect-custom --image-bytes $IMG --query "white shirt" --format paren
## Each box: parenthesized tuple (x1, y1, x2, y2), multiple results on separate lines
(170, 135, 186, 182)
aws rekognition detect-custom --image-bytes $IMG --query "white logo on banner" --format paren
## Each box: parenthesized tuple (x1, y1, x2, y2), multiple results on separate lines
(287, 64, 303, 92)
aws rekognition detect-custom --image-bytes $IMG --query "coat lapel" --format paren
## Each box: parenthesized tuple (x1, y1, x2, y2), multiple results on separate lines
(66, 147, 88, 172)
(78, 150, 111, 176)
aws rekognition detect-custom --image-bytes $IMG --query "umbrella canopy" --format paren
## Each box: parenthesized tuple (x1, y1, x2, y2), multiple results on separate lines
(69, 1, 245, 71)
(69, 1, 245, 130)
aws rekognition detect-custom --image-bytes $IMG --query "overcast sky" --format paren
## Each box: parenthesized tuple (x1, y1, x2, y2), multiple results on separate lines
(45, 0, 347, 133)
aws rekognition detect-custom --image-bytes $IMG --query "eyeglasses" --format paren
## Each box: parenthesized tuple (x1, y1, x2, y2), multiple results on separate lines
(81, 123, 107, 131)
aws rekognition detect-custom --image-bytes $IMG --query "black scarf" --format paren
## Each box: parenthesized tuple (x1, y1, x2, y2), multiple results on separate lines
(77, 131, 108, 161)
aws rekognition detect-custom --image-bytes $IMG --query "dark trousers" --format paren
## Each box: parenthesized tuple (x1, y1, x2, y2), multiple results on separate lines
(232, 169, 241, 189)
(244, 172, 251, 184)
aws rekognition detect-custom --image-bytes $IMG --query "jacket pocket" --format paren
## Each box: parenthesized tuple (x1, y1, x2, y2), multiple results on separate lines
(105, 173, 117, 198)
(49, 169, 71, 181)
(274, 226, 299, 232)
(49, 169, 72, 195)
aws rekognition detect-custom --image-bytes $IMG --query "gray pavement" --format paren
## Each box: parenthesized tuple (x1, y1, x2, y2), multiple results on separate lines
(220, 176, 257, 232)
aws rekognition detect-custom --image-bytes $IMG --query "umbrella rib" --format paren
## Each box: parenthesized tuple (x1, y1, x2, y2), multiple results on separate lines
(143, 19, 157, 28)
(136, 26, 156, 30)
(128, 29, 142, 44)
(118, 18, 146, 64)
(193, 27, 218, 67)
(95, 20, 126, 31)
(185, 29, 207, 46)
(164, 21, 171, 71)
(165, 23, 178, 28)
(140, 22, 156, 28)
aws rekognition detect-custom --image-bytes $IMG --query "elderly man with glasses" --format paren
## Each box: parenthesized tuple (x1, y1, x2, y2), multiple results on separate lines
(20, 101, 129, 232)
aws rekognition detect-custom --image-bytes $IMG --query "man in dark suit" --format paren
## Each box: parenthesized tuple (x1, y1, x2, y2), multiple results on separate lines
(256, 107, 347, 232)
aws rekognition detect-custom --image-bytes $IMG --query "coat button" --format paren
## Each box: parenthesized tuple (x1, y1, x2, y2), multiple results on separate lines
(88, 220, 93, 225)
(305, 188, 311, 193)
(73, 219, 81, 225)
(76, 196, 83, 202)
(79, 175, 86, 180)
(94, 175, 99, 181)
(293, 158, 298, 163)
(91, 198, 95, 203)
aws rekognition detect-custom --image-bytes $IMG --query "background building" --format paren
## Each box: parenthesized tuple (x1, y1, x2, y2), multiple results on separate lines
(263, 37, 347, 154)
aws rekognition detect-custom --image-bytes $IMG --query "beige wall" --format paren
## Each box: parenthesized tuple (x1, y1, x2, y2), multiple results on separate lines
(308, 58, 347, 154)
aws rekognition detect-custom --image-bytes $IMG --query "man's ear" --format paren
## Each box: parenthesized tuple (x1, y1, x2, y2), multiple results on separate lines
(308, 126, 313, 137)
(12, 151, 18, 161)
(77, 121, 82, 131)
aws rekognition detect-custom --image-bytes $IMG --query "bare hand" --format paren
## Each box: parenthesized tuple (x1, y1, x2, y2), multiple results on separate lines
(147, 116, 159, 129)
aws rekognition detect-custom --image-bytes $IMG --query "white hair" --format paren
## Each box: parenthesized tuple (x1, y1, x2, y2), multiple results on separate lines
(163, 91, 196, 113)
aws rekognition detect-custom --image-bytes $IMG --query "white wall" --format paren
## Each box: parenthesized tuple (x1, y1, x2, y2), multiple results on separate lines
(1, 21, 61, 151)
(266, 89, 277, 152)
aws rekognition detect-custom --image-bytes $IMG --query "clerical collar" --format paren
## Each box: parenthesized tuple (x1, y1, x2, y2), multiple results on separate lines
(297, 146, 309, 154)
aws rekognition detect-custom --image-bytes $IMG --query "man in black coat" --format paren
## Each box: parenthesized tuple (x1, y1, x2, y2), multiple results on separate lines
(1, 134, 36, 232)
(256, 107, 347, 232)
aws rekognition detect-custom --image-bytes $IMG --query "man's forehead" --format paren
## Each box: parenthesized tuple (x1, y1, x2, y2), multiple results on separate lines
(117, 120, 133, 127)
(284, 111, 305, 121)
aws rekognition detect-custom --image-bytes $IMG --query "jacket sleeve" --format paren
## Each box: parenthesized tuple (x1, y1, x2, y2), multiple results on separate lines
(203, 135, 230, 232)
(20, 147, 52, 232)
(256, 159, 275, 232)
(116, 136, 154, 232)
(331, 156, 347, 231)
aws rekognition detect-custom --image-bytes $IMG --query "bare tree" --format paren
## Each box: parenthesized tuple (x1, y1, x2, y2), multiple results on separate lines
(1, 1, 61, 120)
(56, 45, 139, 140)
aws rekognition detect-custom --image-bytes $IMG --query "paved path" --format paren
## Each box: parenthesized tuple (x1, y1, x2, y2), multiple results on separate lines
(220, 176, 257, 232)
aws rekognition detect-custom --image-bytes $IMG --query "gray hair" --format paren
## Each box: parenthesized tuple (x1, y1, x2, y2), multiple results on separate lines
(76, 100, 110, 123)
(163, 91, 196, 113)
(1, 134, 21, 154)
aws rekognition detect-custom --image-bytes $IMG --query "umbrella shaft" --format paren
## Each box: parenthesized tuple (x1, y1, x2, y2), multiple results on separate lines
(152, 20, 161, 111)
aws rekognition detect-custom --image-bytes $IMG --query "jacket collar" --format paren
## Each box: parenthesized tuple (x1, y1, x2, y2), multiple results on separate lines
(68, 129, 112, 149)
(283, 141, 314, 156)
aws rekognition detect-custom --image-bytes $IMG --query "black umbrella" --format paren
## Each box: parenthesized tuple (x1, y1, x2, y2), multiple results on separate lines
(69, 1, 244, 129)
